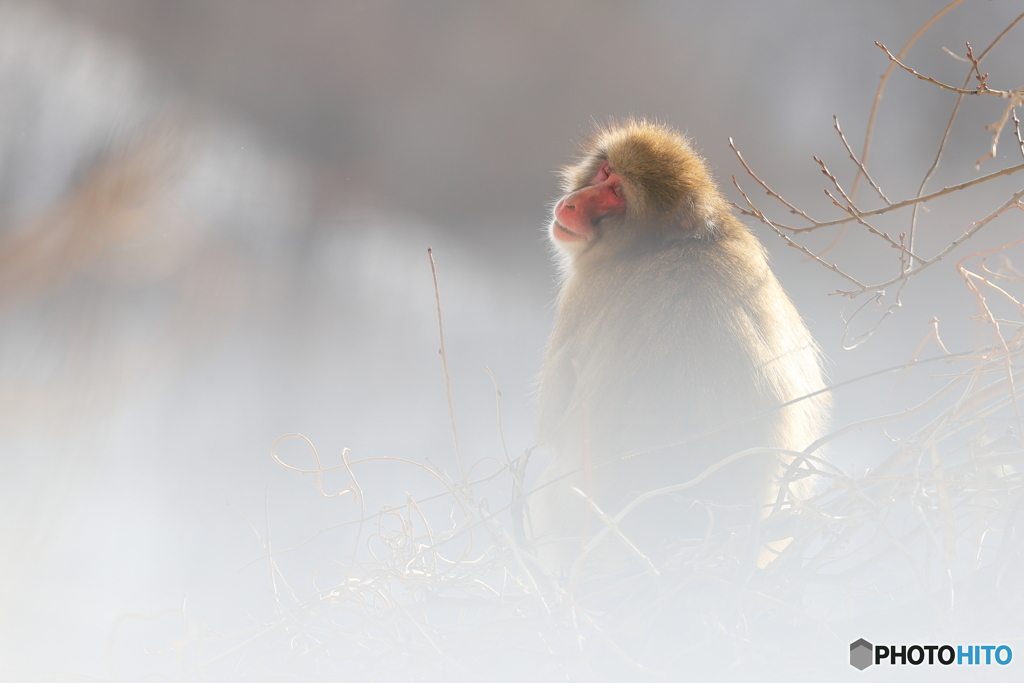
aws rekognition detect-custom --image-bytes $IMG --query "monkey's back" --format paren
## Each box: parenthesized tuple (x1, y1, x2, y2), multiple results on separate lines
(533, 220, 828, 559)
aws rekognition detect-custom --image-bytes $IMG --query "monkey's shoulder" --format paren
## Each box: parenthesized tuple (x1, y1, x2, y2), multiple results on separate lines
(611, 228, 772, 293)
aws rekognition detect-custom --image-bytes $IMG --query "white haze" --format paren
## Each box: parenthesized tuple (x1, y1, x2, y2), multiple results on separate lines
(0, 0, 1022, 680)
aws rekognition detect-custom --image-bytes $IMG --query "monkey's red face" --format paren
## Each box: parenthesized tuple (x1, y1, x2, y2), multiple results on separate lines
(551, 161, 626, 249)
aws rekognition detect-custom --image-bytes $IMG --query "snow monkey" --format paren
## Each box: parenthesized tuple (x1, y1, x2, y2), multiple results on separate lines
(531, 120, 829, 569)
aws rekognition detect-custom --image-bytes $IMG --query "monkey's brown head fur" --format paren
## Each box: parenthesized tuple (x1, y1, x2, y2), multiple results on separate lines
(552, 120, 727, 261)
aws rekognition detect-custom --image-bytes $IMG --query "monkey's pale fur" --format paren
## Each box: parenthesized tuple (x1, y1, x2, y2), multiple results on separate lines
(532, 120, 829, 568)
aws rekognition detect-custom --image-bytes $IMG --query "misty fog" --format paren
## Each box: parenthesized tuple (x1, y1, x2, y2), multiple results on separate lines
(1, 1, 1022, 680)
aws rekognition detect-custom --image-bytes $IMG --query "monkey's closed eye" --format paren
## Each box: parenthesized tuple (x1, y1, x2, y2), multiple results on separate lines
(593, 162, 612, 183)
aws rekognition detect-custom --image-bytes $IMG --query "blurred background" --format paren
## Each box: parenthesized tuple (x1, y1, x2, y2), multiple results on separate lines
(0, 0, 1022, 677)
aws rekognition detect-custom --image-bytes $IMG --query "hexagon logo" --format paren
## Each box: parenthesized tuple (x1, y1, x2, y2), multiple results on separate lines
(850, 639, 873, 670)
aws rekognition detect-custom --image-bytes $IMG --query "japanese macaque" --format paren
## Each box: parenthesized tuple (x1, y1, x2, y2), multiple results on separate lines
(531, 120, 829, 570)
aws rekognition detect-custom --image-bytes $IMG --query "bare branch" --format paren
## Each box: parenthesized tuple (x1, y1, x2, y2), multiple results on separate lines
(834, 116, 890, 204)
(813, 154, 926, 264)
(977, 95, 1024, 168)
(799, 163, 1024, 232)
(834, 186, 1024, 297)
(732, 176, 865, 289)
(854, 0, 970, 200)
(728, 138, 819, 224)
(875, 41, 1015, 97)
(1014, 109, 1024, 161)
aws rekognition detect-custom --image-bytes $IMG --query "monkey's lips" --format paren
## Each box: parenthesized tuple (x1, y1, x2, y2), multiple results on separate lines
(552, 219, 590, 242)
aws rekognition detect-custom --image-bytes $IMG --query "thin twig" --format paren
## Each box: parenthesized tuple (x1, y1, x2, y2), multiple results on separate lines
(786, 163, 1024, 232)
(834, 116, 890, 204)
(729, 138, 820, 223)
(875, 41, 1012, 97)
(908, 11, 1024, 255)
(732, 176, 866, 288)
(1014, 109, 1024, 161)
(833, 187, 1024, 297)
(853, 0, 968, 200)
(428, 247, 467, 487)
(840, 280, 908, 349)
(813, 154, 925, 264)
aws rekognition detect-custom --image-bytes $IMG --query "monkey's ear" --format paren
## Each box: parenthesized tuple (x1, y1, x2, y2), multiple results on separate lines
(681, 200, 720, 239)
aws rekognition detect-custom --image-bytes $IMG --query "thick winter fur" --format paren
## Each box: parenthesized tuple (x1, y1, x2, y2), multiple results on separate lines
(532, 120, 830, 568)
